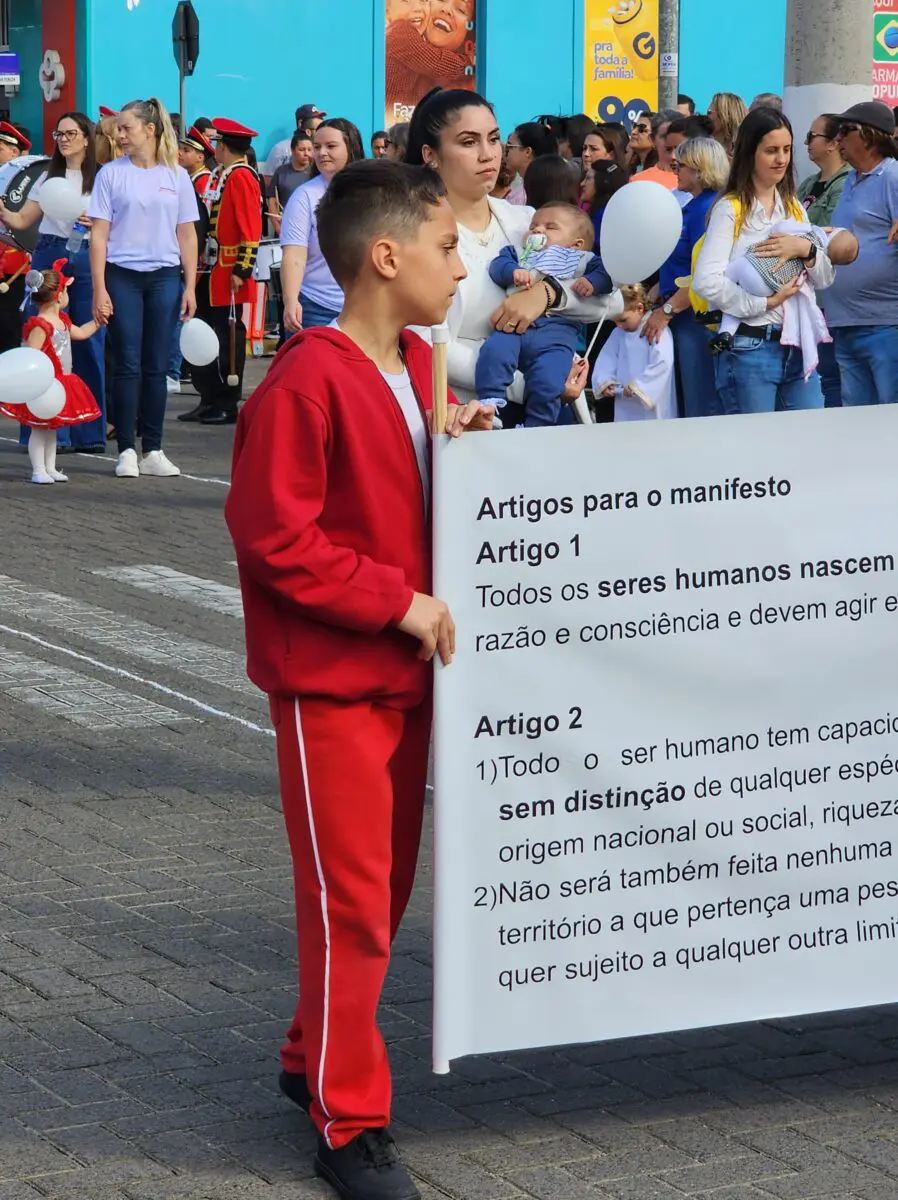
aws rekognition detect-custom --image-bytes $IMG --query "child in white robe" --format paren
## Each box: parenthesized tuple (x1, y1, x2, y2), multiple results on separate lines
(592, 284, 676, 422)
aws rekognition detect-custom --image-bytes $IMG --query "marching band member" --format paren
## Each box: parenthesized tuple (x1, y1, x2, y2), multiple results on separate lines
(0, 122, 36, 352)
(184, 117, 262, 425)
(178, 124, 216, 198)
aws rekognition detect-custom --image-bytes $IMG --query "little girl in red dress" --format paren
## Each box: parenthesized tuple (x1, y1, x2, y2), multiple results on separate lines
(0, 259, 101, 484)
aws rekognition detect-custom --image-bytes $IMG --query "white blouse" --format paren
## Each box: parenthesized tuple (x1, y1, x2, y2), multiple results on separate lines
(693, 194, 835, 329)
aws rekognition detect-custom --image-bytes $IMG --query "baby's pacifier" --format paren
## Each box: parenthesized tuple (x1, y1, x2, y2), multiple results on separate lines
(522, 232, 549, 262)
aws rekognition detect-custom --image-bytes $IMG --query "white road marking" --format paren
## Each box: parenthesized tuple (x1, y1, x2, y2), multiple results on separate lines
(0, 575, 256, 696)
(0, 646, 194, 729)
(93, 565, 244, 619)
(0, 623, 274, 737)
(0, 436, 230, 486)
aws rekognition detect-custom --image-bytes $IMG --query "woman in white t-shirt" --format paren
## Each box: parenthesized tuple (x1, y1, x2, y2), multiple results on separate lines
(404, 88, 621, 420)
(0, 111, 106, 452)
(88, 98, 199, 479)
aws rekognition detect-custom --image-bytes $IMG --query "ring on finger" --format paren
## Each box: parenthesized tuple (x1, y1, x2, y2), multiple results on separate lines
(505, 321, 516, 331)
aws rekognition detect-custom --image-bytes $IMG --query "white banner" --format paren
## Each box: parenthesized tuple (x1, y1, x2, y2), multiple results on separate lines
(433, 407, 898, 1072)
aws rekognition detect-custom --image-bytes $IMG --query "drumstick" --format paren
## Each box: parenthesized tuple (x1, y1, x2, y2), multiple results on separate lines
(0, 261, 29, 295)
(431, 323, 449, 436)
(227, 298, 239, 388)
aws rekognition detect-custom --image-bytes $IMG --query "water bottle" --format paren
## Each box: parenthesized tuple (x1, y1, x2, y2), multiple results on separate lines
(66, 220, 88, 255)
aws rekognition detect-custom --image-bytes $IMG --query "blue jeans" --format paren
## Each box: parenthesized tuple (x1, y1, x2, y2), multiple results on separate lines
(300, 291, 340, 329)
(167, 281, 185, 378)
(671, 311, 722, 418)
(833, 325, 898, 407)
(714, 334, 823, 415)
(21, 233, 107, 450)
(817, 337, 842, 408)
(105, 264, 182, 453)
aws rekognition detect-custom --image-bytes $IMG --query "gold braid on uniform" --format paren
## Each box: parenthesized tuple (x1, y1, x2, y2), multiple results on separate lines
(207, 160, 261, 281)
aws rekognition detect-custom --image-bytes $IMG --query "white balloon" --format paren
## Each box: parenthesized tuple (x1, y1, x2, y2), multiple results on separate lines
(179, 318, 220, 366)
(37, 177, 85, 226)
(600, 182, 684, 285)
(0, 347, 55, 404)
(26, 379, 66, 420)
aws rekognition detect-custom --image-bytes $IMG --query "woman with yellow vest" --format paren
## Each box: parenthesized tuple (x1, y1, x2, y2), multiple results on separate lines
(692, 107, 834, 415)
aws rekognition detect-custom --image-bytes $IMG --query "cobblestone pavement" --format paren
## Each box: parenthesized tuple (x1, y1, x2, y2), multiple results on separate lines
(3, 361, 898, 1200)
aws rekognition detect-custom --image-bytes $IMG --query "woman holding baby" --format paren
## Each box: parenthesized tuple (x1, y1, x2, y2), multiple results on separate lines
(404, 87, 620, 416)
(692, 107, 836, 416)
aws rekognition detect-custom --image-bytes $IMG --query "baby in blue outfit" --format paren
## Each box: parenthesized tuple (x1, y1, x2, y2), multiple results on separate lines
(476, 202, 613, 427)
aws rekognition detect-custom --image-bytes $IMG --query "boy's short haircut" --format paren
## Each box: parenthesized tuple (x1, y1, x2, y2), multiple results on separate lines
(317, 160, 448, 287)
(534, 201, 596, 250)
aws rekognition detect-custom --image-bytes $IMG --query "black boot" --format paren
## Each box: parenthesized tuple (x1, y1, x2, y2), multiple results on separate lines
(178, 404, 219, 423)
(200, 408, 238, 425)
(278, 1069, 312, 1114)
(315, 1128, 420, 1200)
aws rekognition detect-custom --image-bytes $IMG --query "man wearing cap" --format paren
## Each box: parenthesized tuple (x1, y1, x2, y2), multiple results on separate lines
(263, 104, 326, 179)
(0, 122, 39, 352)
(184, 117, 262, 425)
(820, 101, 898, 408)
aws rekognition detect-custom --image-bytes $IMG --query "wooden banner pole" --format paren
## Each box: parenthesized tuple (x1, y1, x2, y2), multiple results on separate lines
(431, 323, 449, 435)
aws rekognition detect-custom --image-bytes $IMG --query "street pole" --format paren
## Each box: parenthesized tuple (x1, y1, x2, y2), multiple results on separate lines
(179, 68, 185, 126)
(658, 0, 679, 112)
(784, 0, 872, 177)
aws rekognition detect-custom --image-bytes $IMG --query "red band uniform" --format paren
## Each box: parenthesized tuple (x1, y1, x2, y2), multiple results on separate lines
(192, 118, 262, 424)
(0, 122, 34, 353)
(226, 327, 451, 1151)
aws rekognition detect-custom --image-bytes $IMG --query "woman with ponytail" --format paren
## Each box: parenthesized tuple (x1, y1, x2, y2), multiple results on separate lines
(405, 87, 621, 420)
(88, 97, 199, 478)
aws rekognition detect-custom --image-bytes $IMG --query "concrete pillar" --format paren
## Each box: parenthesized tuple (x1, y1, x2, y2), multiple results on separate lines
(784, 0, 872, 178)
(658, 0, 680, 112)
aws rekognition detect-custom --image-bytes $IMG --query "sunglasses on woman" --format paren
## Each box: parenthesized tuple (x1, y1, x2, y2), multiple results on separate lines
(632, 124, 651, 134)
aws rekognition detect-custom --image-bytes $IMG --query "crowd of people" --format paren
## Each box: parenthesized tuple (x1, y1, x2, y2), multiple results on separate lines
(0, 84, 894, 466)
(269, 88, 896, 426)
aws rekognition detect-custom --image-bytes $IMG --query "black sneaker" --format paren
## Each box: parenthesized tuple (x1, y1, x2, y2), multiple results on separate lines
(278, 1069, 312, 1114)
(315, 1128, 420, 1200)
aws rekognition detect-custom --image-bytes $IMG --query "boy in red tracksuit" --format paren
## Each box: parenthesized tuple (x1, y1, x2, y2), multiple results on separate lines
(225, 160, 493, 1200)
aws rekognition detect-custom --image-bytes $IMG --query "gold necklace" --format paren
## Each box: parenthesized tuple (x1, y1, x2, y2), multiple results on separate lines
(469, 216, 494, 247)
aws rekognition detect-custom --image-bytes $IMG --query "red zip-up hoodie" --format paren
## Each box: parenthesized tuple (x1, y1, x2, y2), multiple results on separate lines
(226, 326, 453, 710)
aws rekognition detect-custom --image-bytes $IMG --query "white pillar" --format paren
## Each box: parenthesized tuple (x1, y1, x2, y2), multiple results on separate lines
(784, 0, 872, 179)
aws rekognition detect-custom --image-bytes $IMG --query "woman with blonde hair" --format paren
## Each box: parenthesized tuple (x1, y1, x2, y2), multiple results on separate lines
(708, 91, 747, 154)
(88, 97, 199, 479)
(95, 116, 121, 166)
(643, 136, 730, 417)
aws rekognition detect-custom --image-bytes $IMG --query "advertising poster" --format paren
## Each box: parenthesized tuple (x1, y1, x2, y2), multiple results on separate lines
(874, 0, 898, 106)
(433, 405, 898, 1069)
(384, 0, 477, 128)
(584, 0, 659, 130)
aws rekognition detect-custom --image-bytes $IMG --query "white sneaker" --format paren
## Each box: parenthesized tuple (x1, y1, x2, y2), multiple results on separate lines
(115, 449, 140, 478)
(49, 469, 68, 483)
(31, 471, 54, 485)
(166, 377, 181, 394)
(139, 450, 181, 477)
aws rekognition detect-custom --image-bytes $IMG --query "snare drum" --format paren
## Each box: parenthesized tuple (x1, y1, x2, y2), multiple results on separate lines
(254, 239, 283, 282)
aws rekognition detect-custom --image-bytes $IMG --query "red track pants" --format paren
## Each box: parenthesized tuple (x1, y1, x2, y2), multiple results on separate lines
(270, 694, 431, 1149)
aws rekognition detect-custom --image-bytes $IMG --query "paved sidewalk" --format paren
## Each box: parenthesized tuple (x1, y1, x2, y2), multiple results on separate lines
(2, 362, 898, 1200)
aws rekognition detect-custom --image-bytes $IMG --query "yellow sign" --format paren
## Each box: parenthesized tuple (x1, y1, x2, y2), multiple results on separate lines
(584, 0, 659, 128)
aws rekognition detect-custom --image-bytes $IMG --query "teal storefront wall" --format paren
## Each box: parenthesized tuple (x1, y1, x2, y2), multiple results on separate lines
(7, 0, 788, 156)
